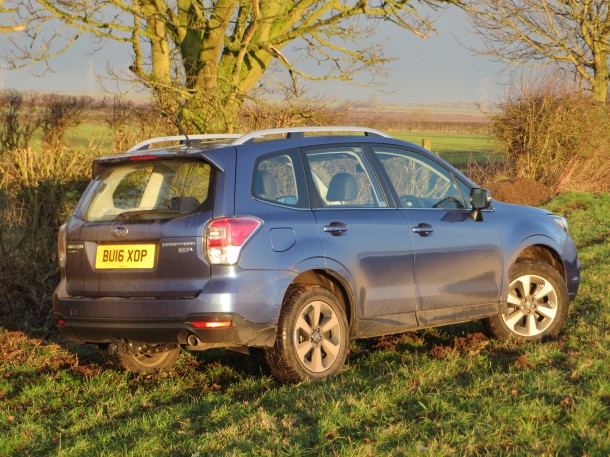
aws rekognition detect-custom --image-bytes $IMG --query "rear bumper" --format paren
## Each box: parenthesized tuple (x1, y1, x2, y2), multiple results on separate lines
(53, 309, 277, 348)
(53, 267, 293, 347)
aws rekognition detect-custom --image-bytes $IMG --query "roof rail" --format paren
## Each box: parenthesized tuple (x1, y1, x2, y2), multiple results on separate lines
(231, 126, 390, 145)
(128, 127, 389, 152)
(128, 134, 242, 152)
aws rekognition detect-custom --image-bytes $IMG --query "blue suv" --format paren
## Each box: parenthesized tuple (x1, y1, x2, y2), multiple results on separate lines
(53, 127, 580, 382)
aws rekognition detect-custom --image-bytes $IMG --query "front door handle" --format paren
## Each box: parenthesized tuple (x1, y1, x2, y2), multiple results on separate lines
(323, 222, 348, 236)
(412, 223, 433, 237)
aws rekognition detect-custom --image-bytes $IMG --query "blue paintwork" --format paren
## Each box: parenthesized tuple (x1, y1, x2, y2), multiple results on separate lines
(492, 201, 580, 297)
(403, 207, 503, 311)
(54, 133, 581, 346)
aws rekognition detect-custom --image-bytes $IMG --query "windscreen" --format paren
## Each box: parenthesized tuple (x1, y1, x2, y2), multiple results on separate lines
(78, 159, 215, 221)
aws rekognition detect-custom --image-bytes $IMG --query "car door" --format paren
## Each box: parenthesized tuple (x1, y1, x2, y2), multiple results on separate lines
(370, 145, 504, 326)
(301, 144, 417, 335)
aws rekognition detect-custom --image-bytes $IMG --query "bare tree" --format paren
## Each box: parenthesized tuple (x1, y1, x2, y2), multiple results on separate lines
(1, 0, 454, 132)
(0, 0, 25, 32)
(461, 0, 610, 103)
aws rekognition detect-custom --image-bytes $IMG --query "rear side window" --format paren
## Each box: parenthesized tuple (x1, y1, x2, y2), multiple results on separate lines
(252, 153, 300, 206)
(303, 146, 387, 208)
(79, 160, 214, 221)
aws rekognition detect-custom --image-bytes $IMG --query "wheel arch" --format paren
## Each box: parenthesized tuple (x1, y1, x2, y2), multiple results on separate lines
(514, 244, 566, 282)
(289, 269, 355, 335)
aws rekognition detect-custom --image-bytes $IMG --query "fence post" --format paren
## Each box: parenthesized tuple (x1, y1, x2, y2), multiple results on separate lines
(422, 138, 432, 150)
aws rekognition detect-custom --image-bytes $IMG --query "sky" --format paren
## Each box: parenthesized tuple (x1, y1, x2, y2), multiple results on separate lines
(0, 6, 509, 106)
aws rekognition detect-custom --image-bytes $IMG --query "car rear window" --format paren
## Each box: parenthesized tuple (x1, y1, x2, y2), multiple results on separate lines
(78, 159, 215, 221)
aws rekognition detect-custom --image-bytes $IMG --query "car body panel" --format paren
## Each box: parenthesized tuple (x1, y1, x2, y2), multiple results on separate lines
(54, 265, 296, 332)
(312, 208, 417, 318)
(402, 207, 503, 312)
(64, 218, 211, 298)
(492, 201, 580, 298)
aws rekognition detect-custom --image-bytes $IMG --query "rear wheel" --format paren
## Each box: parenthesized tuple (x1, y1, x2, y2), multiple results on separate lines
(102, 343, 180, 372)
(265, 284, 349, 383)
(484, 261, 568, 340)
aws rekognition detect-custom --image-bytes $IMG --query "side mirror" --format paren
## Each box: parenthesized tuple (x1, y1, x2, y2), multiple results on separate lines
(470, 188, 491, 222)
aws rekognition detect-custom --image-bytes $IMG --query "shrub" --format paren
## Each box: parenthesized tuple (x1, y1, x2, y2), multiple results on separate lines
(0, 146, 93, 332)
(1, 91, 106, 152)
(38, 94, 93, 147)
(0, 90, 40, 152)
(491, 79, 610, 192)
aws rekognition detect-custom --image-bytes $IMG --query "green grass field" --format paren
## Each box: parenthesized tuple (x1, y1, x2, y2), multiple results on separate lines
(28, 123, 114, 153)
(64, 123, 114, 150)
(392, 132, 499, 167)
(1, 192, 609, 456)
(58, 125, 498, 168)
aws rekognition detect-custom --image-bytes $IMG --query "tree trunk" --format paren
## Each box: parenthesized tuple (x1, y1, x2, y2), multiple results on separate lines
(590, 55, 609, 103)
(148, 17, 170, 82)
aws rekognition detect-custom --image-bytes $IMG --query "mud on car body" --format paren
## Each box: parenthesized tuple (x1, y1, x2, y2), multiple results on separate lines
(54, 127, 580, 382)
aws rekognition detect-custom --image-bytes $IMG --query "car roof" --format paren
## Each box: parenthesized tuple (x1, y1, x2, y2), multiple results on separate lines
(93, 127, 396, 167)
(91, 126, 477, 188)
(126, 126, 390, 152)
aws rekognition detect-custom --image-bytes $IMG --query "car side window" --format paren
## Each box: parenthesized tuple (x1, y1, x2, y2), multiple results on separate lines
(372, 146, 466, 209)
(253, 153, 299, 206)
(303, 146, 386, 208)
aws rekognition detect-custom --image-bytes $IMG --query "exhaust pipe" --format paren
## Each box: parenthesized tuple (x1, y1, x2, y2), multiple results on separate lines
(187, 334, 200, 347)
(185, 334, 214, 351)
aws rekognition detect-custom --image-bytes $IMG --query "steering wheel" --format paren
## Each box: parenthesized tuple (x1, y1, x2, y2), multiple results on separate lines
(432, 196, 464, 209)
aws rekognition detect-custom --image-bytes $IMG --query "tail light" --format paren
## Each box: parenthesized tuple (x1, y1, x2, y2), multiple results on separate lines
(58, 223, 67, 269)
(205, 217, 262, 265)
(191, 320, 232, 329)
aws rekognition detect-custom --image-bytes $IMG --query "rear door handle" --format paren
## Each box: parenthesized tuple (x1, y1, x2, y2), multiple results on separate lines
(323, 222, 348, 236)
(412, 223, 433, 236)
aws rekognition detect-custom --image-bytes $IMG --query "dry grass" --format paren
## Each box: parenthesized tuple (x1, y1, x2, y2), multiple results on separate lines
(491, 78, 610, 193)
(0, 147, 96, 331)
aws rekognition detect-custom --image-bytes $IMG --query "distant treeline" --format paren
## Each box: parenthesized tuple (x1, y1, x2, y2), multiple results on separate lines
(0, 90, 490, 155)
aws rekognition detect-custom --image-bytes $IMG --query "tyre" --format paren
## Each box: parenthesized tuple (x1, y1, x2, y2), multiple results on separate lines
(484, 261, 569, 340)
(102, 343, 180, 372)
(265, 284, 349, 383)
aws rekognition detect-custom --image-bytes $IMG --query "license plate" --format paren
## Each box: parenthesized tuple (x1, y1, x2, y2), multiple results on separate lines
(95, 244, 156, 269)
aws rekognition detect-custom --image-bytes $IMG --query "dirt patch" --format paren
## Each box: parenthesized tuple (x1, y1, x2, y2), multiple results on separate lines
(372, 333, 421, 350)
(485, 178, 555, 207)
(0, 330, 102, 377)
(514, 354, 534, 369)
(429, 332, 490, 359)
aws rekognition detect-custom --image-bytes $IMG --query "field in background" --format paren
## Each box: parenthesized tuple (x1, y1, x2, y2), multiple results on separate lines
(64, 123, 114, 150)
(1, 192, 608, 456)
(392, 132, 498, 167)
(58, 123, 498, 167)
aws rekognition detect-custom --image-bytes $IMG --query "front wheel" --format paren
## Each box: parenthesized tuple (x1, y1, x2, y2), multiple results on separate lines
(265, 284, 349, 383)
(484, 261, 569, 341)
(102, 343, 180, 372)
